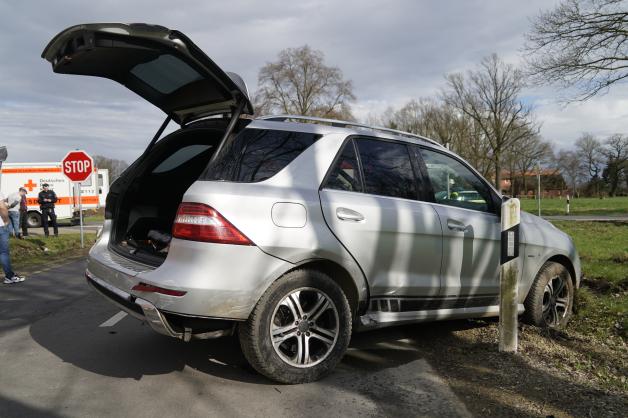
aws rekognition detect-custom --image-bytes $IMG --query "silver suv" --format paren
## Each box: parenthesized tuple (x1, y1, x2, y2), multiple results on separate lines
(44, 23, 581, 384)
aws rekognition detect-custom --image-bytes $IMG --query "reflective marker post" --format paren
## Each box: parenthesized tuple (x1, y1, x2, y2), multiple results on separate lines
(499, 198, 520, 353)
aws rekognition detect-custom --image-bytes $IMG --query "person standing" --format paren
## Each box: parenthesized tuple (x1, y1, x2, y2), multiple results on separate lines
(18, 187, 29, 238)
(38, 183, 58, 238)
(0, 191, 25, 284)
(6, 188, 26, 238)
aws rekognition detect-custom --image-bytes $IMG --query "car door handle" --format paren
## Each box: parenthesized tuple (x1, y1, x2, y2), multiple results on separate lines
(336, 207, 365, 222)
(447, 219, 468, 232)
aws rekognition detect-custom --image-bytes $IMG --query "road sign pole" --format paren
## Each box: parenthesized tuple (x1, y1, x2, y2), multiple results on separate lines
(499, 198, 520, 353)
(79, 182, 84, 248)
(61, 150, 92, 249)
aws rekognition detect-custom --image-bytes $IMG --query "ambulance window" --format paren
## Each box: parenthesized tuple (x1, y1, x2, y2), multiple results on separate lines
(98, 174, 103, 187)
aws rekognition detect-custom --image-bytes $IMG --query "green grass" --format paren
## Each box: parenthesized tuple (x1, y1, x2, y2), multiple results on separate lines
(520, 196, 628, 216)
(551, 221, 627, 341)
(553, 221, 628, 287)
(11, 233, 97, 271)
(82, 214, 104, 224)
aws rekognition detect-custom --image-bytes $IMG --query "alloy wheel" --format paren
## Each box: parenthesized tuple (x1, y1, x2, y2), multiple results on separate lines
(542, 275, 570, 327)
(269, 287, 339, 368)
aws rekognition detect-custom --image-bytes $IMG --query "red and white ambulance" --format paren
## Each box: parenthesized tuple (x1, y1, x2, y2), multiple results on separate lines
(0, 162, 109, 227)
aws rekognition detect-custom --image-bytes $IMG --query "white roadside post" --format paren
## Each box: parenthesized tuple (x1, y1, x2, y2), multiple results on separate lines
(566, 194, 570, 215)
(499, 198, 521, 353)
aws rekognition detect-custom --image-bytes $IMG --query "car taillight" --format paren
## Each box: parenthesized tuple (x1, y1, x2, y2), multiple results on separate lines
(172, 203, 253, 245)
(131, 282, 187, 297)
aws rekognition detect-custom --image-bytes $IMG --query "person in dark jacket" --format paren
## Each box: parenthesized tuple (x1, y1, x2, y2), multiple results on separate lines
(38, 183, 58, 237)
(18, 187, 29, 238)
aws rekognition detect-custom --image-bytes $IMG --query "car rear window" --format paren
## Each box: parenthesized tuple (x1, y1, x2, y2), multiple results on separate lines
(131, 54, 203, 94)
(203, 129, 320, 182)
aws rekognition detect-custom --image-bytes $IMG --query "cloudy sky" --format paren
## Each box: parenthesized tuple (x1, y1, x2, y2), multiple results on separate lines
(1, 0, 626, 163)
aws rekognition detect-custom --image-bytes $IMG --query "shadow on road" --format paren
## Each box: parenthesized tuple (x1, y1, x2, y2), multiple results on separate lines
(26, 292, 627, 417)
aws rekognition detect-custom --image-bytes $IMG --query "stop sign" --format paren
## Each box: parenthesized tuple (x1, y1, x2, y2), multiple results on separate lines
(62, 150, 94, 182)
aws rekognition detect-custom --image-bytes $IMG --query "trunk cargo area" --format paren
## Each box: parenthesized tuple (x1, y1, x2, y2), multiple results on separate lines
(109, 120, 232, 266)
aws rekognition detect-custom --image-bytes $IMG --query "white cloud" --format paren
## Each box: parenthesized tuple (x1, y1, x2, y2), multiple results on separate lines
(0, 0, 624, 164)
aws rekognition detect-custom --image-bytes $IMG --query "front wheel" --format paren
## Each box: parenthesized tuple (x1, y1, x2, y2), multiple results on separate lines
(523, 261, 574, 328)
(239, 269, 352, 384)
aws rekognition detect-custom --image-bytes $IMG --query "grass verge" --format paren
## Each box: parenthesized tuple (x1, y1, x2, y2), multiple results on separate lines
(520, 196, 628, 216)
(11, 233, 97, 272)
(549, 221, 627, 392)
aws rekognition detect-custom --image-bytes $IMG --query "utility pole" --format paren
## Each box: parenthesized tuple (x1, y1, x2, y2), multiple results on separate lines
(499, 198, 521, 353)
(0, 147, 7, 193)
(537, 163, 541, 217)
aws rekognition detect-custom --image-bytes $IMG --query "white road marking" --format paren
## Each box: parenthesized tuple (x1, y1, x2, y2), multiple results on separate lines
(99, 311, 128, 327)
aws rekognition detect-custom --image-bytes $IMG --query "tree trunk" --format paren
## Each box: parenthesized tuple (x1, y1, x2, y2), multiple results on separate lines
(494, 157, 501, 192)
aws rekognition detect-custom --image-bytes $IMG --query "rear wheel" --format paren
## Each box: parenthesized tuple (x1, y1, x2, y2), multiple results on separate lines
(238, 269, 351, 384)
(26, 211, 42, 228)
(523, 261, 574, 328)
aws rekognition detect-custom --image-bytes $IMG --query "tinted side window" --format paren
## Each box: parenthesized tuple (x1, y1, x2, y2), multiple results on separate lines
(356, 139, 417, 200)
(420, 148, 492, 212)
(323, 140, 362, 192)
(204, 129, 319, 182)
(153, 144, 212, 173)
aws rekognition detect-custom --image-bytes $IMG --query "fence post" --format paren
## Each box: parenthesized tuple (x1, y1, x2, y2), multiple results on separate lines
(499, 198, 520, 353)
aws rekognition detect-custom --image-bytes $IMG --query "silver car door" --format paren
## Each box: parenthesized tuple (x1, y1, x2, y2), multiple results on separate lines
(319, 138, 442, 298)
(419, 147, 501, 300)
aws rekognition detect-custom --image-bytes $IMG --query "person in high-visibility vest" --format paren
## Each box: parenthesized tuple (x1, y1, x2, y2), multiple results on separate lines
(38, 183, 59, 238)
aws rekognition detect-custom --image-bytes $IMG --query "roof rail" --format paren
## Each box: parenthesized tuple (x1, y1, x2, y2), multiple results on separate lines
(258, 114, 445, 148)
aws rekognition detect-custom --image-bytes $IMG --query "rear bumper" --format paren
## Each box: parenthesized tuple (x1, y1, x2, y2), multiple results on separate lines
(86, 270, 185, 339)
(86, 270, 235, 340)
(86, 220, 294, 321)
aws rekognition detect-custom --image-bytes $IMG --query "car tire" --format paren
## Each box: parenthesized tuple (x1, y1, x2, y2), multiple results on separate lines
(523, 261, 574, 328)
(238, 269, 352, 384)
(26, 211, 42, 228)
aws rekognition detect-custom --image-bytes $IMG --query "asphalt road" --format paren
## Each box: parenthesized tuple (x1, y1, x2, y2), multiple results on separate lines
(0, 259, 470, 418)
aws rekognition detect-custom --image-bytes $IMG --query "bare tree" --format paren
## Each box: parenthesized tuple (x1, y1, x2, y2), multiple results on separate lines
(254, 45, 356, 120)
(505, 134, 554, 195)
(576, 133, 605, 178)
(380, 99, 494, 178)
(93, 155, 129, 184)
(555, 149, 584, 194)
(443, 54, 538, 189)
(524, 0, 628, 101)
(602, 133, 628, 195)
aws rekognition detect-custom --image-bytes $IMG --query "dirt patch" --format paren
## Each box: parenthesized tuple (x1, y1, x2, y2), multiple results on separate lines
(582, 277, 614, 293)
(420, 321, 626, 417)
(354, 319, 627, 417)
